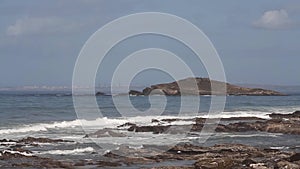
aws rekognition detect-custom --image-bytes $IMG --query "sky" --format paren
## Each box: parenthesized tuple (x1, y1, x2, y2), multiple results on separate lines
(0, 0, 300, 87)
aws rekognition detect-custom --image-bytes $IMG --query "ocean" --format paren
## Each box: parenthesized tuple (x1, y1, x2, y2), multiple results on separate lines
(0, 91, 300, 162)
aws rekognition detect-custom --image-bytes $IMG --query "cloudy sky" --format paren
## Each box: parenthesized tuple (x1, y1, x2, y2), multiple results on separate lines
(1, 0, 300, 87)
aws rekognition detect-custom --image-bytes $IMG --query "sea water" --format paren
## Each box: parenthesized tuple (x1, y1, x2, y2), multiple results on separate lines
(0, 91, 299, 157)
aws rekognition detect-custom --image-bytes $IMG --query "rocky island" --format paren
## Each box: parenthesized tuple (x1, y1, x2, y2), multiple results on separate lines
(129, 77, 285, 96)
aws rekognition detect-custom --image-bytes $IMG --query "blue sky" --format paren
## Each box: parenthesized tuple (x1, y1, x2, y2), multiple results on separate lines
(0, 0, 300, 87)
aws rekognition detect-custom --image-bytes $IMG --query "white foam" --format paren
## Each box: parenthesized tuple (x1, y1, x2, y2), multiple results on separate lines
(38, 147, 94, 155)
(128, 145, 144, 150)
(0, 116, 180, 134)
(270, 146, 286, 150)
(0, 110, 296, 135)
(0, 141, 17, 145)
(2, 150, 34, 156)
(200, 111, 271, 119)
(224, 133, 280, 138)
(0, 120, 82, 134)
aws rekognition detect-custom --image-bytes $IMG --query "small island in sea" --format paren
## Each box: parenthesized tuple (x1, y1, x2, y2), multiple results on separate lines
(129, 77, 286, 96)
(1, 1, 300, 168)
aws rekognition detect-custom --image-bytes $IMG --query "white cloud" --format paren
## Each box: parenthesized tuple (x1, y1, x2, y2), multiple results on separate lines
(6, 16, 81, 36)
(253, 9, 293, 29)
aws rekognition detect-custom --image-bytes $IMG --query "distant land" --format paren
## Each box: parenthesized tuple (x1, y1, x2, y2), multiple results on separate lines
(236, 84, 300, 95)
(1, 79, 299, 96)
(129, 77, 286, 96)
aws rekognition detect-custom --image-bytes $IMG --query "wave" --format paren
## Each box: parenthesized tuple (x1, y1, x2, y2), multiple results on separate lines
(0, 109, 297, 135)
(1, 150, 34, 156)
(0, 120, 82, 134)
(37, 147, 94, 155)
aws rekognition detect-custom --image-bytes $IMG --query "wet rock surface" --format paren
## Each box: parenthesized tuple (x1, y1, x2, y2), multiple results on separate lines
(1, 142, 300, 168)
(216, 111, 300, 135)
(103, 143, 300, 169)
(18, 137, 74, 143)
(123, 111, 300, 136)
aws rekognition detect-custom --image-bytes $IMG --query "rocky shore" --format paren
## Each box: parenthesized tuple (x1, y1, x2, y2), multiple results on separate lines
(1, 111, 299, 168)
(1, 138, 300, 168)
(123, 111, 300, 135)
(129, 77, 286, 96)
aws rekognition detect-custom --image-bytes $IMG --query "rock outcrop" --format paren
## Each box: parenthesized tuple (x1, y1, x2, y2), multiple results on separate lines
(129, 90, 144, 96)
(95, 92, 108, 96)
(104, 143, 300, 169)
(121, 111, 300, 135)
(129, 77, 285, 96)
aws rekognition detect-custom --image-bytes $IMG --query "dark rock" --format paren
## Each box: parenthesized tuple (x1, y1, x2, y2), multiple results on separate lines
(152, 119, 160, 123)
(18, 137, 73, 143)
(215, 113, 300, 135)
(104, 151, 122, 158)
(129, 90, 144, 96)
(97, 160, 121, 167)
(142, 87, 152, 95)
(168, 143, 208, 155)
(161, 118, 180, 123)
(125, 111, 300, 135)
(194, 157, 234, 169)
(74, 161, 85, 166)
(95, 92, 107, 96)
(0, 151, 34, 160)
(195, 118, 206, 124)
(128, 125, 171, 134)
(242, 158, 257, 166)
(0, 150, 73, 168)
(220, 116, 265, 121)
(290, 153, 300, 162)
(117, 122, 136, 128)
(269, 111, 300, 120)
(145, 143, 295, 168)
(0, 139, 15, 142)
(276, 160, 300, 169)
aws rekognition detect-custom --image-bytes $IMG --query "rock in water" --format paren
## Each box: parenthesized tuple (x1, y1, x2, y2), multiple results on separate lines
(130, 77, 285, 96)
(129, 90, 143, 96)
(95, 92, 106, 96)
